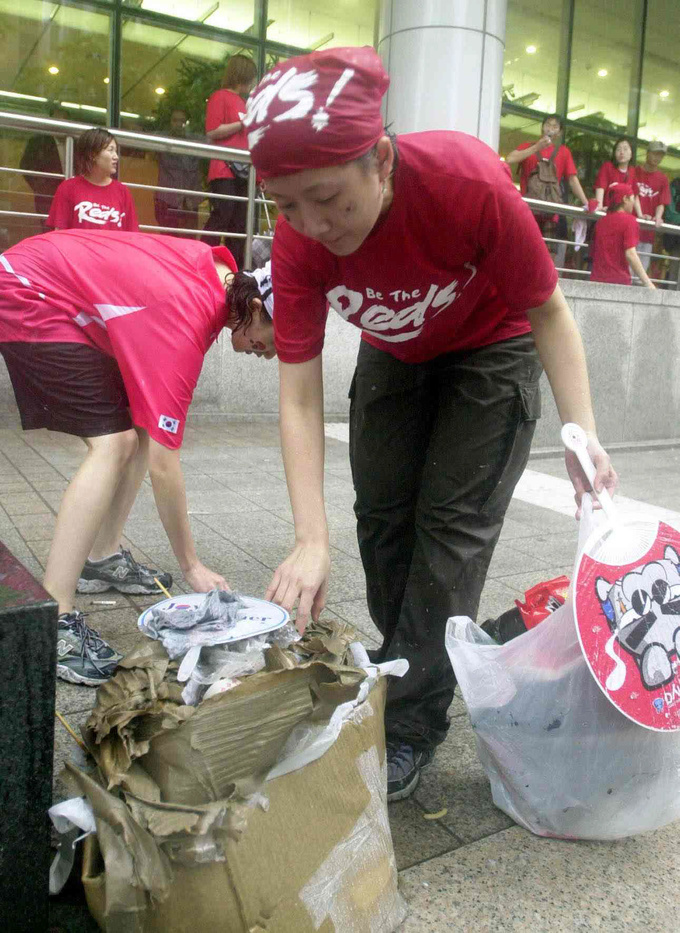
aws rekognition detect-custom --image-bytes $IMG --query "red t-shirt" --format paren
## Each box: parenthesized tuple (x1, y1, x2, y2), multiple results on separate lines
(594, 162, 638, 209)
(590, 211, 639, 285)
(206, 89, 250, 183)
(0, 230, 236, 448)
(272, 131, 558, 365)
(635, 166, 671, 243)
(47, 176, 139, 231)
(517, 142, 577, 195)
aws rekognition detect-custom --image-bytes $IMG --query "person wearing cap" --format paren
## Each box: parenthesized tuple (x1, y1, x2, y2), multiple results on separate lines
(0, 230, 275, 687)
(635, 141, 671, 272)
(590, 184, 655, 288)
(244, 46, 617, 801)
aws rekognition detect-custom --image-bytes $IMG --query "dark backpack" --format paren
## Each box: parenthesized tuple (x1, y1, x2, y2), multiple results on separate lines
(526, 144, 562, 203)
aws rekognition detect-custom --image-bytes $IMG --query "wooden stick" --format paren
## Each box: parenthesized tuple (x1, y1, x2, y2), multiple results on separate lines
(154, 577, 172, 600)
(55, 711, 88, 753)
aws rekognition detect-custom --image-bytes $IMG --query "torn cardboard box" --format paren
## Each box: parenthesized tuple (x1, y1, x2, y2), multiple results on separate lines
(71, 622, 407, 933)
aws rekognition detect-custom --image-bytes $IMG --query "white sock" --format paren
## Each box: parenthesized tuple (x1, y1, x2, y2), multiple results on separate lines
(87, 550, 122, 565)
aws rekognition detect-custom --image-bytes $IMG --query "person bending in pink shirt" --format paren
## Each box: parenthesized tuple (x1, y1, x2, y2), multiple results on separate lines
(47, 128, 139, 232)
(0, 231, 274, 686)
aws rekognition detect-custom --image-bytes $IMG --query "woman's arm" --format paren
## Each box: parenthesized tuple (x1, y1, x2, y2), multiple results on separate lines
(265, 355, 330, 631)
(594, 187, 605, 210)
(526, 284, 617, 503)
(148, 439, 229, 592)
(625, 247, 655, 288)
(206, 119, 243, 142)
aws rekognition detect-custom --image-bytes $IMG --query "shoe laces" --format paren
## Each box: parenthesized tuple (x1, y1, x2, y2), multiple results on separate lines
(386, 741, 415, 775)
(120, 547, 155, 576)
(61, 612, 111, 665)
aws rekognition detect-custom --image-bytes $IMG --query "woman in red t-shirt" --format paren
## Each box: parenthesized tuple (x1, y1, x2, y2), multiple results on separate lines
(591, 184, 654, 287)
(47, 128, 139, 232)
(202, 54, 258, 268)
(593, 138, 643, 215)
(241, 47, 618, 802)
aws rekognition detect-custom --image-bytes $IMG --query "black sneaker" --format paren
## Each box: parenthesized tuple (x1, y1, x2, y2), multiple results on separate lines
(386, 742, 435, 802)
(56, 611, 122, 686)
(77, 548, 173, 595)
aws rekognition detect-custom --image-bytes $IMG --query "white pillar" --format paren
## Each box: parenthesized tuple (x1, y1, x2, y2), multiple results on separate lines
(377, 0, 507, 151)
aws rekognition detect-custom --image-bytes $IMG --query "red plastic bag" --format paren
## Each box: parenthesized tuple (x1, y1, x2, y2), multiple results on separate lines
(515, 575, 570, 630)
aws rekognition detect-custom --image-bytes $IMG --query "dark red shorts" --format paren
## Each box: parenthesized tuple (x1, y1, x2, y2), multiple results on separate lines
(0, 341, 132, 438)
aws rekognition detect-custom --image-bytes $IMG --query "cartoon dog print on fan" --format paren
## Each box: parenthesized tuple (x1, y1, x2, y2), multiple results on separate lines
(595, 546, 680, 690)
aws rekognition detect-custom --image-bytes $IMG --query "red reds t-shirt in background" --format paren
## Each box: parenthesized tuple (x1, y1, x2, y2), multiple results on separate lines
(206, 89, 250, 183)
(516, 142, 577, 195)
(0, 230, 235, 448)
(635, 166, 670, 244)
(47, 176, 139, 231)
(590, 211, 639, 285)
(594, 162, 638, 209)
(272, 131, 558, 365)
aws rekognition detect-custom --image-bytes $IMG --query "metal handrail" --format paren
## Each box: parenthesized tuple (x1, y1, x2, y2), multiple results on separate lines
(2, 111, 679, 282)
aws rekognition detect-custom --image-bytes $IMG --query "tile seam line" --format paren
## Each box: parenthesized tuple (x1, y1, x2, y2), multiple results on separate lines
(377, 24, 504, 45)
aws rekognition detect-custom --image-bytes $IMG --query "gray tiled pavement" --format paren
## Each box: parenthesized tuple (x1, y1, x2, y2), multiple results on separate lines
(3, 422, 679, 931)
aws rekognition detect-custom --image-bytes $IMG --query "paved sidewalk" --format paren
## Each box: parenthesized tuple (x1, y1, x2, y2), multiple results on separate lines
(1, 422, 678, 932)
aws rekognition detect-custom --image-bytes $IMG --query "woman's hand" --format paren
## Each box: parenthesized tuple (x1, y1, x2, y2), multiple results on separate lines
(565, 433, 618, 518)
(265, 541, 331, 633)
(184, 561, 230, 593)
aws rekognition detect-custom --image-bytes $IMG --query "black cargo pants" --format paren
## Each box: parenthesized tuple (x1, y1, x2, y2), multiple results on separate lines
(348, 333, 542, 748)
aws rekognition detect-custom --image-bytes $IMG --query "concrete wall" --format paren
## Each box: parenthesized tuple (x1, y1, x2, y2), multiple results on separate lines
(0, 281, 679, 449)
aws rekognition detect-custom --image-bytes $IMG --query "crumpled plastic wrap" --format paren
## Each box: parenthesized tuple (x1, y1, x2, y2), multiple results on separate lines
(142, 590, 247, 658)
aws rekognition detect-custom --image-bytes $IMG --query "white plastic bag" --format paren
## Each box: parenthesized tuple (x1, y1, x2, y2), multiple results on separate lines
(446, 495, 680, 840)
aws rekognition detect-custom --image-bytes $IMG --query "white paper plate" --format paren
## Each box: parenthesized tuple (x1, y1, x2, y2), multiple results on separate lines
(138, 593, 290, 644)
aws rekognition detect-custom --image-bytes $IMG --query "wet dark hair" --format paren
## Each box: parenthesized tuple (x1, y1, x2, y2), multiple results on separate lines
(611, 137, 634, 167)
(226, 270, 272, 333)
(542, 113, 563, 131)
(75, 128, 117, 176)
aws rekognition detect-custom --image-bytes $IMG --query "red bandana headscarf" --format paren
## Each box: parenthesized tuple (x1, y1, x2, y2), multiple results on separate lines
(243, 46, 390, 179)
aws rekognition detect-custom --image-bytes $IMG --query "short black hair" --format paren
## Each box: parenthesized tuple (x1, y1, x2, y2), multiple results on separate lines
(542, 114, 563, 130)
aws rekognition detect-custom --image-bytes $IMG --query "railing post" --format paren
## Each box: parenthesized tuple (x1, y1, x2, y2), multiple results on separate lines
(244, 164, 257, 270)
(64, 136, 74, 179)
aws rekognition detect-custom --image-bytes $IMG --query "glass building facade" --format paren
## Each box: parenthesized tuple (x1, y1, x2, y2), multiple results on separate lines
(0, 0, 677, 238)
(501, 0, 680, 186)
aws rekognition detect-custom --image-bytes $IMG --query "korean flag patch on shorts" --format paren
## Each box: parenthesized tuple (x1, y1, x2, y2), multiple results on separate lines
(158, 414, 180, 435)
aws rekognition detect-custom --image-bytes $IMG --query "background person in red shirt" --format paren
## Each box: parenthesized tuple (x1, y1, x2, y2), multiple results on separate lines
(47, 128, 139, 232)
(506, 114, 588, 267)
(242, 48, 617, 802)
(590, 184, 655, 288)
(0, 230, 275, 686)
(202, 54, 258, 267)
(635, 140, 671, 272)
(593, 137, 644, 214)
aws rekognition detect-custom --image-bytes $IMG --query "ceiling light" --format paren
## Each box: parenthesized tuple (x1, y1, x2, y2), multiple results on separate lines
(597, 69, 608, 77)
(155, 86, 166, 95)
(525, 45, 537, 54)
(48, 66, 59, 75)
(104, 77, 110, 85)
(660, 89, 670, 98)
(0, 90, 48, 102)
